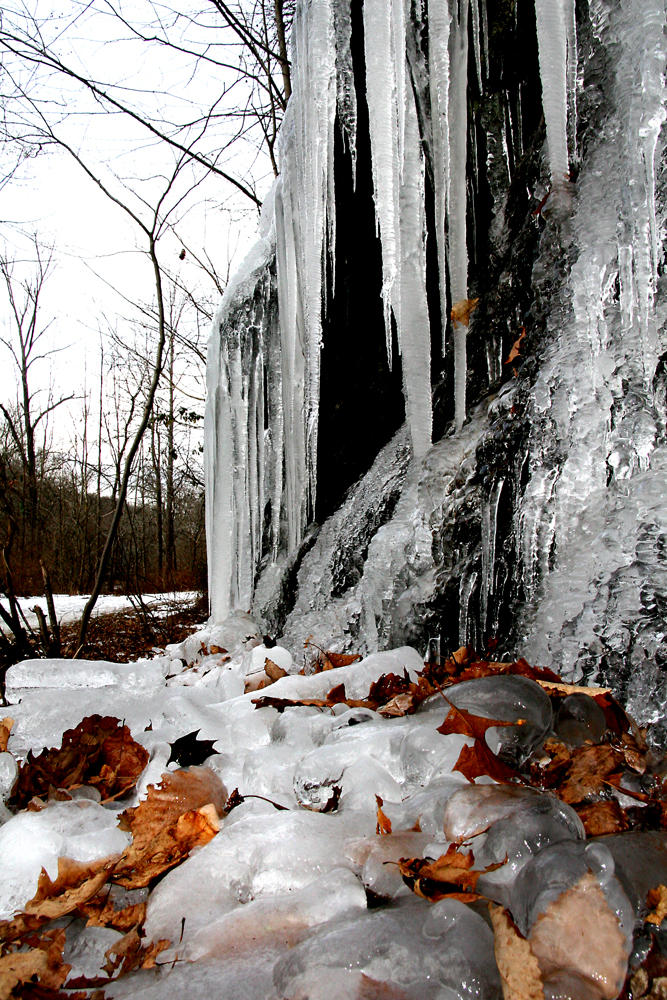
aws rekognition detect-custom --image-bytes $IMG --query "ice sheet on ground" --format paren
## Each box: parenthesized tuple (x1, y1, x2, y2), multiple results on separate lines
(0, 592, 200, 630)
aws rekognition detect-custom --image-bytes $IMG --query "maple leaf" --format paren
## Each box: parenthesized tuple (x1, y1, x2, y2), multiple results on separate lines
(0, 717, 13, 753)
(489, 903, 545, 1000)
(450, 297, 479, 327)
(167, 730, 218, 767)
(375, 795, 392, 835)
(452, 738, 522, 784)
(113, 766, 226, 888)
(437, 702, 520, 741)
(0, 856, 118, 944)
(10, 716, 149, 810)
(645, 884, 667, 926)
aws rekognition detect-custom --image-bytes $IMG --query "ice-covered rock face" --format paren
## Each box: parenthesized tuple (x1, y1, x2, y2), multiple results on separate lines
(205, 0, 666, 728)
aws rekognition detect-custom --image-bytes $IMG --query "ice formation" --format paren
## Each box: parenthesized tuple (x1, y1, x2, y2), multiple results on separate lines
(205, 0, 666, 731)
(3, 619, 660, 997)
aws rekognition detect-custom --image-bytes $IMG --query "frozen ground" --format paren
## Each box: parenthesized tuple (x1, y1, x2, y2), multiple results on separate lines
(0, 611, 664, 998)
(0, 592, 200, 630)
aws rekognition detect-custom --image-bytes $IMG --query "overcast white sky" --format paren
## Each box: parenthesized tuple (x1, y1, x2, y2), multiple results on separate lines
(0, 0, 274, 441)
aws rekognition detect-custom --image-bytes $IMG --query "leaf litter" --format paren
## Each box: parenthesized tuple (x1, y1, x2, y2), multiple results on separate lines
(0, 645, 665, 998)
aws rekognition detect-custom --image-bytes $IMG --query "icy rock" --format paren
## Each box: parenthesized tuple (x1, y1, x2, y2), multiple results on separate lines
(0, 752, 18, 800)
(381, 776, 468, 837)
(510, 841, 634, 949)
(338, 756, 402, 816)
(443, 784, 546, 842)
(554, 693, 607, 746)
(273, 900, 501, 999)
(346, 831, 432, 900)
(0, 799, 129, 919)
(241, 743, 298, 803)
(594, 831, 667, 916)
(5, 658, 166, 702)
(183, 867, 366, 962)
(441, 675, 553, 762)
(143, 811, 360, 947)
(245, 643, 294, 678)
(399, 727, 471, 788)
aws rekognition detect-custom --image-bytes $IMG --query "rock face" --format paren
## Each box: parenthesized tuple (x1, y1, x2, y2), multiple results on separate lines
(205, 0, 666, 731)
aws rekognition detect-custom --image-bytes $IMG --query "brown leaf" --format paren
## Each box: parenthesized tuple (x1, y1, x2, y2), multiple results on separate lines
(0, 856, 118, 944)
(504, 326, 526, 366)
(437, 703, 519, 741)
(375, 795, 392, 835)
(489, 903, 544, 1000)
(103, 925, 170, 977)
(451, 297, 479, 327)
(646, 884, 667, 926)
(325, 651, 362, 669)
(529, 871, 628, 999)
(397, 843, 505, 902)
(78, 891, 147, 933)
(542, 743, 625, 805)
(367, 672, 413, 707)
(592, 692, 630, 735)
(0, 717, 13, 754)
(264, 658, 288, 681)
(0, 928, 69, 996)
(113, 767, 225, 888)
(10, 716, 149, 809)
(577, 800, 630, 837)
(453, 738, 522, 784)
(377, 693, 420, 717)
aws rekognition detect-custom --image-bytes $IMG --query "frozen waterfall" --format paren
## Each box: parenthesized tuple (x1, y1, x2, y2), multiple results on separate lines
(205, 0, 666, 729)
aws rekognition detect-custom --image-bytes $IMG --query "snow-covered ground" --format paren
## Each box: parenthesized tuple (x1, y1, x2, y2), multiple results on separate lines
(0, 613, 663, 998)
(0, 592, 200, 630)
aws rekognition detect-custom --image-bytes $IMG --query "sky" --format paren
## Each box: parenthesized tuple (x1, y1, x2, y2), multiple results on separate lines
(0, 0, 275, 444)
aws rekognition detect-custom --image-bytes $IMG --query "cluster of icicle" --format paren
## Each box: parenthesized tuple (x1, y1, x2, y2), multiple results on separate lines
(205, 0, 578, 623)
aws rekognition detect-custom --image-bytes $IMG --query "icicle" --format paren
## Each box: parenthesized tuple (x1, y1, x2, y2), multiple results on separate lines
(470, 0, 483, 92)
(427, 0, 451, 354)
(479, 478, 504, 638)
(397, 86, 434, 458)
(533, 0, 575, 186)
(364, 0, 401, 362)
(459, 568, 478, 647)
(333, 0, 358, 179)
(448, 0, 470, 431)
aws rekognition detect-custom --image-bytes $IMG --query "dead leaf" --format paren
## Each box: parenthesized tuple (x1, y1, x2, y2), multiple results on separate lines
(529, 871, 628, 1000)
(0, 856, 118, 943)
(113, 767, 225, 888)
(377, 693, 420, 717)
(452, 738, 522, 785)
(541, 743, 625, 805)
(78, 890, 147, 933)
(0, 928, 69, 996)
(489, 903, 544, 1000)
(0, 717, 13, 753)
(397, 843, 505, 902)
(10, 716, 149, 809)
(504, 327, 526, 366)
(166, 730, 218, 768)
(646, 885, 667, 926)
(325, 652, 362, 669)
(376, 795, 392, 835)
(103, 925, 170, 977)
(437, 702, 520, 741)
(577, 800, 630, 836)
(451, 297, 479, 327)
(264, 658, 288, 681)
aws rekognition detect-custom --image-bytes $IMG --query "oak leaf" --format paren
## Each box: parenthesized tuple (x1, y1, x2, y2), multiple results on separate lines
(451, 297, 479, 327)
(167, 730, 218, 767)
(489, 903, 544, 1000)
(0, 928, 69, 995)
(112, 767, 226, 888)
